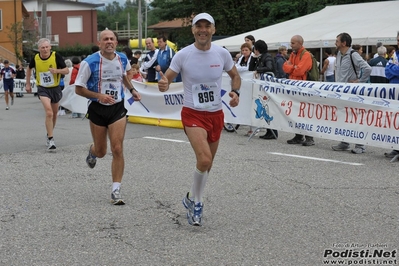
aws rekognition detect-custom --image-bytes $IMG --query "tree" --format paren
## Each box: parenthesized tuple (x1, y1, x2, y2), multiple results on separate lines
(6, 21, 24, 64)
(98, 0, 392, 49)
(98, 1, 125, 30)
(150, 0, 262, 34)
(149, 0, 264, 47)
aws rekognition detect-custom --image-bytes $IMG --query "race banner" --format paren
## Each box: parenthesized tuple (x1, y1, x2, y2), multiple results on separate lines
(59, 81, 184, 121)
(243, 73, 399, 150)
(0, 79, 37, 93)
(57, 71, 399, 150)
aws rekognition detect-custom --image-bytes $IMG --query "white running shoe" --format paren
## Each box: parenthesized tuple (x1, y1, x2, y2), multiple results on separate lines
(47, 138, 56, 152)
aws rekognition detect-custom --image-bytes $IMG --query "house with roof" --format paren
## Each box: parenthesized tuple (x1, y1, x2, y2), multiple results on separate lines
(147, 18, 189, 45)
(23, 0, 104, 46)
(0, 0, 104, 65)
(0, 0, 30, 65)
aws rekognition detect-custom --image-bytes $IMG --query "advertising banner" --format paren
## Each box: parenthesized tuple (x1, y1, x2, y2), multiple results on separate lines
(57, 71, 399, 150)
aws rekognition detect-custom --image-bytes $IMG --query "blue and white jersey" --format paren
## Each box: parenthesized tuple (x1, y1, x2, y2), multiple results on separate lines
(75, 51, 131, 105)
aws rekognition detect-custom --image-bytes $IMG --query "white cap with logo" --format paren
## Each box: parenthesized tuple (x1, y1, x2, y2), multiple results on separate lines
(192, 13, 215, 26)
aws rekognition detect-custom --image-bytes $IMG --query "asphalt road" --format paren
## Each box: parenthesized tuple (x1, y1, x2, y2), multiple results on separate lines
(1, 95, 398, 266)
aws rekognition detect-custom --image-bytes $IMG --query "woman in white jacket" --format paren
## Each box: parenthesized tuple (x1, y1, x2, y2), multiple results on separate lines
(235, 42, 257, 136)
(235, 42, 256, 72)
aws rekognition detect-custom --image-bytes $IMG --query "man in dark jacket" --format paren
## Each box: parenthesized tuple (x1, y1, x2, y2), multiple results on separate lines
(369, 46, 388, 83)
(250, 40, 278, 140)
(140, 38, 159, 82)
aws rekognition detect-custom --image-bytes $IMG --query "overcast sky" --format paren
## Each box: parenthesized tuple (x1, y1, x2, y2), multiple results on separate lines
(84, 0, 151, 7)
(84, 0, 125, 6)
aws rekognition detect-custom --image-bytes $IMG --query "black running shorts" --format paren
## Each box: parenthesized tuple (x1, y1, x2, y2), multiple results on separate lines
(87, 100, 127, 127)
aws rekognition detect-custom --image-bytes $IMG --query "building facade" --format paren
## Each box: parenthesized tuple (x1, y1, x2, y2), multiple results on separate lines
(0, 0, 104, 65)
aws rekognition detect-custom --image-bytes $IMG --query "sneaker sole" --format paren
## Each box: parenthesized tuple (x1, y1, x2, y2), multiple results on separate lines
(47, 146, 56, 152)
(186, 213, 202, 226)
(86, 159, 96, 169)
(302, 143, 315, 146)
(287, 141, 304, 144)
(384, 153, 398, 158)
(86, 144, 97, 168)
(111, 199, 125, 205)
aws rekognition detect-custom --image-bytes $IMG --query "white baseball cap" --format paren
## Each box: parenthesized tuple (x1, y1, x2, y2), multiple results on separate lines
(192, 13, 215, 25)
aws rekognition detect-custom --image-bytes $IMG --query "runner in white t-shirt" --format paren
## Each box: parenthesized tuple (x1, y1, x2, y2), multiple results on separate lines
(158, 13, 241, 226)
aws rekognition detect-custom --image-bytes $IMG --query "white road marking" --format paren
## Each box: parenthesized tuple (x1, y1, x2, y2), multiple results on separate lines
(143, 136, 189, 143)
(268, 152, 364, 166)
(143, 137, 363, 165)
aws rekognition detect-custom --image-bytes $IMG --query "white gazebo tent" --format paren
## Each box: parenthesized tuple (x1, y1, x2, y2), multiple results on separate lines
(213, 0, 399, 62)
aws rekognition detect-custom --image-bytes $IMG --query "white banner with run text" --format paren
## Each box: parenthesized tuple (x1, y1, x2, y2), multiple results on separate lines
(0, 79, 37, 93)
(50, 71, 399, 150)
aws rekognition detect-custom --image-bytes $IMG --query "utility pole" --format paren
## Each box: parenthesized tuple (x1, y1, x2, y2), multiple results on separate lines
(41, 0, 47, 39)
(138, 0, 142, 50)
(14, 0, 18, 64)
(127, 12, 130, 40)
(145, 3, 147, 39)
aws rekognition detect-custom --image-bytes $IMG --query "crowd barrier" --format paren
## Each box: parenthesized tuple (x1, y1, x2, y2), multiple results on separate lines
(5, 72, 399, 150)
(237, 72, 399, 150)
(0, 79, 37, 94)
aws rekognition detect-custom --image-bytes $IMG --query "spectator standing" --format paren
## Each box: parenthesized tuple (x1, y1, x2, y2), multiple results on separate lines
(250, 40, 278, 140)
(331, 32, 372, 154)
(75, 29, 141, 205)
(0, 60, 16, 110)
(252, 40, 276, 75)
(63, 59, 73, 86)
(15, 64, 26, 97)
(384, 33, 399, 159)
(235, 43, 255, 72)
(122, 46, 135, 65)
(155, 35, 181, 82)
(132, 50, 142, 65)
(352, 44, 363, 56)
(321, 48, 336, 82)
(158, 13, 240, 226)
(57, 58, 72, 116)
(25, 38, 69, 151)
(15, 64, 26, 79)
(274, 46, 289, 79)
(57, 74, 67, 116)
(130, 64, 143, 82)
(373, 42, 383, 59)
(69, 57, 84, 118)
(282, 35, 314, 146)
(235, 42, 256, 136)
(386, 46, 396, 62)
(69, 57, 81, 85)
(245, 35, 255, 52)
(369, 46, 388, 83)
(140, 38, 159, 82)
